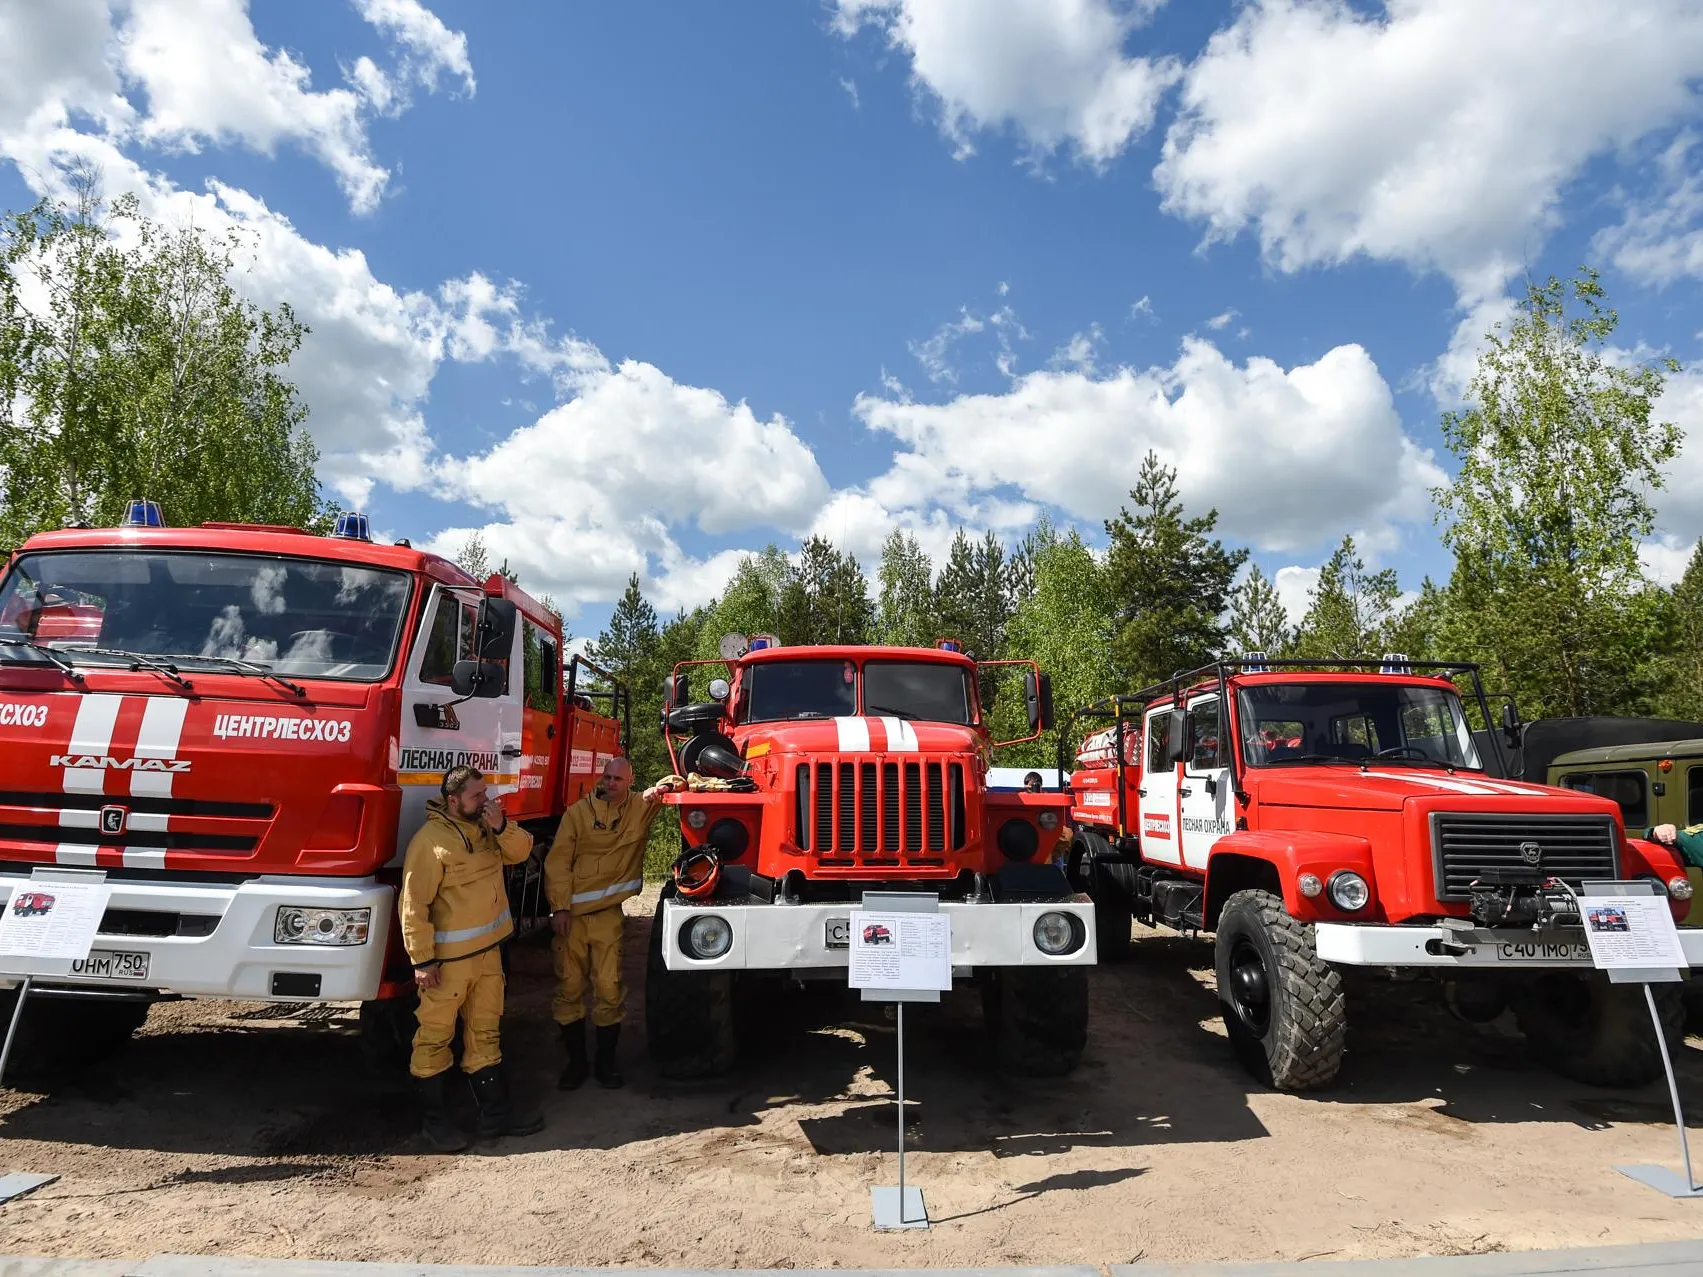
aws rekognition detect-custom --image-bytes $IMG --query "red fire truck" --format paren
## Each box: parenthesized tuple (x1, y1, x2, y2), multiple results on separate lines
(0, 503, 626, 1069)
(645, 635, 1095, 1077)
(1064, 656, 1699, 1091)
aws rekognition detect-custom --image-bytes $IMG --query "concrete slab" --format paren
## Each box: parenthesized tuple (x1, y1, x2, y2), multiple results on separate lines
(1113, 1239, 1703, 1274)
(132, 1264, 1103, 1277)
(0, 1260, 132, 1277)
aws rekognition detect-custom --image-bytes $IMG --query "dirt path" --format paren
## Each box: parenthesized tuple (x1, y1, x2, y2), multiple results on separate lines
(1, 898, 1701, 1268)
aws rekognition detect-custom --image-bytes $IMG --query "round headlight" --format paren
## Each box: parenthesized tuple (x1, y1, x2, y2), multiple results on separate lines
(1297, 873, 1323, 899)
(997, 818, 1040, 861)
(279, 909, 306, 938)
(707, 817, 749, 857)
(685, 809, 708, 830)
(1037, 810, 1060, 830)
(1328, 870, 1371, 912)
(684, 914, 732, 960)
(1668, 875, 1694, 901)
(1032, 911, 1085, 956)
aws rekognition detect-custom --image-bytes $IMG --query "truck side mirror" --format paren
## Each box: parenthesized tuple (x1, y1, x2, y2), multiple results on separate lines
(1501, 701, 1523, 748)
(475, 596, 517, 660)
(1024, 670, 1054, 732)
(1165, 707, 1190, 765)
(451, 659, 507, 699)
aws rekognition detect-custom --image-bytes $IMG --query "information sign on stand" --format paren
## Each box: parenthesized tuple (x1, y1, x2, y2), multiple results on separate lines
(1575, 879, 1703, 1199)
(849, 892, 951, 1231)
(0, 869, 111, 1087)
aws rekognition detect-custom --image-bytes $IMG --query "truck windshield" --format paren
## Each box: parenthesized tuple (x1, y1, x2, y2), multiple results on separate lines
(744, 659, 858, 721)
(0, 551, 413, 682)
(863, 661, 972, 724)
(1236, 682, 1482, 770)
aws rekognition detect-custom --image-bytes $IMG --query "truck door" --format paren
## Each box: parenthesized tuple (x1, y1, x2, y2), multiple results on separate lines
(1139, 705, 1182, 867)
(514, 617, 562, 822)
(1178, 693, 1234, 872)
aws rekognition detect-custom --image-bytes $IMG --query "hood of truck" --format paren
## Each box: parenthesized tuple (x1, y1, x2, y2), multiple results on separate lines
(0, 670, 395, 878)
(1248, 766, 1569, 813)
(735, 716, 982, 761)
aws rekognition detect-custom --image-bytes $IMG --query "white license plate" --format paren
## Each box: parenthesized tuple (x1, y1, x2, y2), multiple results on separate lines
(824, 917, 850, 949)
(69, 950, 150, 981)
(1491, 939, 1589, 963)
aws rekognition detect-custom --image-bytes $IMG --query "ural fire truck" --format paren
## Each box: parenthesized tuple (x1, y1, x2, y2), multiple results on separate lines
(0, 503, 625, 1069)
(645, 636, 1095, 1077)
(1064, 656, 1698, 1091)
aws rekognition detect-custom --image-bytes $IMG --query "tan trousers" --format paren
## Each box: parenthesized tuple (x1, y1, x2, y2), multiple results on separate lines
(410, 946, 504, 1078)
(552, 905, 626, 1027)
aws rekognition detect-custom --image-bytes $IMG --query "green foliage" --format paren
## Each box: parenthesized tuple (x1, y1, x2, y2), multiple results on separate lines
(874, 530, 937, 647)
(1655, 542, 1703, 721)
(1227, 564, 1291, 656)
(0, 180, 327, 545)
(777, 536, 872, 645)
(1103, 451, 1247, 689)
(1293, 535, 1400, 660)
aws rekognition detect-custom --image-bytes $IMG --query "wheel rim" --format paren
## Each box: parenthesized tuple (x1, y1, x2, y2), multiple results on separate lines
(1228, 937, 1272, 1036)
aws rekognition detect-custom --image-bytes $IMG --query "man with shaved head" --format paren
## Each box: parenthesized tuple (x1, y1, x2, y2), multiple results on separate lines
(545, 757, 679, 1089)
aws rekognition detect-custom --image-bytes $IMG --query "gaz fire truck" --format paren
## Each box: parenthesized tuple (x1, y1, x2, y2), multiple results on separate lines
(645, 635, 1095, 1077)
(1063, 656, 1700, 1091)
(0, 502, 626, 1070)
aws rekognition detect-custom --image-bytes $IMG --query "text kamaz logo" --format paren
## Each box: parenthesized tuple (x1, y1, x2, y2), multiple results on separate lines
(51, 755, 192, 773)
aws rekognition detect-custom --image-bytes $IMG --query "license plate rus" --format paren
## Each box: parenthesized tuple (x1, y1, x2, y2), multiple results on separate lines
(69, 950, 149, 981)
(824, 917, 850, 949)
(1492, 938, 1589, 963)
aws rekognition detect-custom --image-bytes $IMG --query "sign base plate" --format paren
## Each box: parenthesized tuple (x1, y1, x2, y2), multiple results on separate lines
(871, 1185, 928, 1230)
(1618, 1164, 1703, 1198)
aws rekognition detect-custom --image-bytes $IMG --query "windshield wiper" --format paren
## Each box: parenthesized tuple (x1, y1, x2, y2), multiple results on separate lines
(1260, 753, 1353, 767)
(1360, 753, 1462, 773)
(865, 704, 918, 720)
(177, 654, 306, 698)
(69, 647, 195, 693)
(0, 637, 85, 684)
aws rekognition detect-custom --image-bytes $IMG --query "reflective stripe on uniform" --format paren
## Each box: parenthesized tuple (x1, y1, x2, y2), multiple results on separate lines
(434, 907, 513, 945)
(572, 878, 642, 906)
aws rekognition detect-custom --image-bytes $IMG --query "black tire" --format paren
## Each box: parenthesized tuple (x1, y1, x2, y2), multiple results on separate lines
(359, 993, 418, 1080)
(1072, 833, 1133, 963)
(0, 994, 150, 1079)
(1214, 889, 1346, 1091)
(980, 966, 1089, 1076)
(644, 891, 738, 1079)
(1514, 974, 1684, 1088)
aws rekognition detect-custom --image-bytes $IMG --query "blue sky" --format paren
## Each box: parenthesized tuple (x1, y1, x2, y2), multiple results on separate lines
(5, 0, 1703, 641)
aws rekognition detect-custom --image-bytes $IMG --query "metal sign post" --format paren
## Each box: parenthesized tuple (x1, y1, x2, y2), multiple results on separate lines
(850, 891, 948, 1231)
(1572, 879, 1703, 1199)
(0, 867, 112, 1088)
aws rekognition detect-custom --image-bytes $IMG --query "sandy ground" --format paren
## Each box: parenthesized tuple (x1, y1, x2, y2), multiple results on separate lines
(1, 892, 1702, 1269)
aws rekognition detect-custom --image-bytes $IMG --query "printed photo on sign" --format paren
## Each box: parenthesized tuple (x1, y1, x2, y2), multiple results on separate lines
(847, 910, 952, 991)
(1588, 906, 1630, 933)
(0, 880, 112, 967)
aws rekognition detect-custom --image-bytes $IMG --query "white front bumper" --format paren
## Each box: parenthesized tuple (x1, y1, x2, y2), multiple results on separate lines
(1316, 921, 1703, 970)
(0, 874, 394, 1001)
(659, 896, 1097, 972)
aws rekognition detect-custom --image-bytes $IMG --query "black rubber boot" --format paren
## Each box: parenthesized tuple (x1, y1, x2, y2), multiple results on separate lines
(593, 1022, 625, 1089)
(415, 1071, 468, 1153)
(557, 1021, 590, 1091)
(468, 1065, 545, 1140)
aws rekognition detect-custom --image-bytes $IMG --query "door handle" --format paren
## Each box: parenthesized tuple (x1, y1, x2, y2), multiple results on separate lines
(501, 746, 523, 757)
(1178, 786, 1192, 797)
(1137, 788, 1147, 797)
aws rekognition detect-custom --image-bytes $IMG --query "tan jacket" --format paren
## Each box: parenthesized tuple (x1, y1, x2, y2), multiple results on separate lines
(545, 791, 662, 916)
(400, 798, 534, 965)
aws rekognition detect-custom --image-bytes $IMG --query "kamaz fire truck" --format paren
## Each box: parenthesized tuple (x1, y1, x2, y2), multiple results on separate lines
(645, 635, 1095, 1077)
(0, 502, 626, 1070)
(1063, 656, 1699, 1091)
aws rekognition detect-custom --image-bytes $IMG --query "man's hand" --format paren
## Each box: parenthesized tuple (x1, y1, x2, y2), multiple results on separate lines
(480, 798, 506, 833)
(1654, 823, 1679, 845)
(644, 775, 685, 802)
(551, 909, 572, 937)
(414, 964, 440, 990)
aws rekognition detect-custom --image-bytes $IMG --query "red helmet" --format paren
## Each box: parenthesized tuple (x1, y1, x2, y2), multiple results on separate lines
(673, 848, 721, 899)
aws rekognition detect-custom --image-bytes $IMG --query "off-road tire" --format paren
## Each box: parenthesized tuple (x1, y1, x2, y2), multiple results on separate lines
(359, 993, 419, 1080)
(644, 891, 738, 1079)
(1073, 833, 1133, 962)
(1214, 889, 1346, 1091)
(980, 966, 1089, 1076)
(1514, 973, 1684, 1088)
(0, 995, 150, 1079)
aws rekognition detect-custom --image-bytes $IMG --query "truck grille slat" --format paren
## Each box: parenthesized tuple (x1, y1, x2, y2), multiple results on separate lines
(798, 754, 965, 865)
(1432, 813, 1618, 900)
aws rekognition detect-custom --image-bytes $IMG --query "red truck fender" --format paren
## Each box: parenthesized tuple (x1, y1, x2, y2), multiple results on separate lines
(1203, 829, 1379, 929)
(1622, 836, 1693, 923)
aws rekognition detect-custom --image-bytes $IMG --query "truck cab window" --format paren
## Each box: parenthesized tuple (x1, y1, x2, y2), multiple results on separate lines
(744, 660, 857, 722)
(523, 621, 559, 714)
(1146, 712, 1170, 773)
(1188, 700, 1222, 769)
(1559, 770, 1648, 829)
(419, 591, 476, 686)
(862, 661, 971, 724)
(1690, 766, 1703, 826)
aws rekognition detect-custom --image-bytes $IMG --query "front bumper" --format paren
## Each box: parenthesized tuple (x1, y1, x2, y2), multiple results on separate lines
(1316, 921, 1703, 970)
(658, 895, 1097, 972)
(0, 874, 394, 1001)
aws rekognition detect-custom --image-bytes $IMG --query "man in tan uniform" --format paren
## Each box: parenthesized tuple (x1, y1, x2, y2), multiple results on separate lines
(546, 757, 677, 1090)
(400, 765, 545, 1150)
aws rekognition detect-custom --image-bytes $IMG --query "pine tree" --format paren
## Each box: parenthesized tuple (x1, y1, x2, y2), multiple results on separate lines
(1227, 564, 1291, 656)
(1293, 535, 1400, 660)
(934, 530, 980, 651)
(875, 530, 936, 648)
(1103, 451, 1248, 688)
(592, 573, 660, 687)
